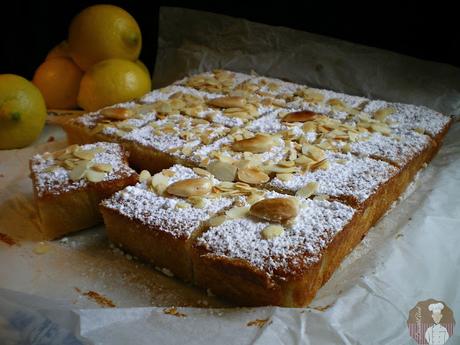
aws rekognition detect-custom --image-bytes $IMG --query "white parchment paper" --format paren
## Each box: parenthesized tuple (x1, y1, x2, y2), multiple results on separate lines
(1, 7, 460, 344)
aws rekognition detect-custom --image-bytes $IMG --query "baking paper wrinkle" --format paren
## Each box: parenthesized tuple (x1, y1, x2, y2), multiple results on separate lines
(1, 7, 460, 345)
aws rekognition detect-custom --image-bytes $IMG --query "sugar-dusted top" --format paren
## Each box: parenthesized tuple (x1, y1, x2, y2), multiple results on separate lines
(31, 142, 135, 197)
(364, 101, 451, 137)
(269, 152, 398, 204)
(101, 165, 233, 239)
(196, 191, 355, 279)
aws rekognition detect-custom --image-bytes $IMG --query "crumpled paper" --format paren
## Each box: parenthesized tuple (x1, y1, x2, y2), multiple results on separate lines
(154, 7, 460, 116)
(1, 7, 460, 344)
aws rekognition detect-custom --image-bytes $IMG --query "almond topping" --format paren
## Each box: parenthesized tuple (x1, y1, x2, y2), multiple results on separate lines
(91, 163, 113, 173)
(69, 161, 90, 181)
(231, 134, 273, 153)
(249, 197, 298, 224)
(206, 161, 237, 182)
(207, 215, 227, 227)
(296, 182, 318, 198)
(207, 96, 246, 108)
(261, 225, 285, 240)
(166, 178, 212, 197)
(85, 169, 107, 183)
(73, 149, 96, 160)
(139, 170, 152, 183)
(226, 206, 250, 219)
(373, 107, 396, 122)
(100, 107, 134, 120)
(237, 167, 269, 185)
(282, 110, 319, 123)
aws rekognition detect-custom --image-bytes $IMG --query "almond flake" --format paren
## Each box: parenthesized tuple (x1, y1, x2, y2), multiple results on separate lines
(276, 173, 293, 182)
(296, 182, 318, 198)
(207, 215, 227, 227)
(91, 163, 113, 173)
(69, 161, 90, 181)
(231, 134, 273, 153)
(250, 198, 298, 224)
(85, 169, 107, 183)
(100, 107, 134, 120)
(373, 107, 396, 122)
(226, 206, 250, 219)
(206, 161, 237, 182)
(261, 225, 285, 240)
(139, 170, 152, 183)
(237, 167, 269, 185)
(282, 110, 319, 123)
(166, 178, 212, 197)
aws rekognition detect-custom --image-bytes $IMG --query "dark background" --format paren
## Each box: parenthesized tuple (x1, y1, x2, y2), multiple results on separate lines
(1, 1, 458, 79)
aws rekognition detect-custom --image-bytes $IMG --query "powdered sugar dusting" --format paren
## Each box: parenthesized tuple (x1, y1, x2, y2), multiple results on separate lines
(101, 165, 232, 238)
(196, 191, 355, 278)
(269, 152, 398, 203)
(31, 142, 136, 197)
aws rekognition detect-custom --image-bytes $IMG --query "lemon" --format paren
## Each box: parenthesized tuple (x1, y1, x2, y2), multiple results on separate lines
(135, 60, 150, 79)
(0, 74, 47, 149)
(33, 57, 83, 109)
(68, 5, 142, 71)
(78, 59, 151, 111)
(45, 41, 71, 60)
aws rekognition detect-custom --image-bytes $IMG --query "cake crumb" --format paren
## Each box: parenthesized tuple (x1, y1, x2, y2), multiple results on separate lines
(75, 288, 116, 308)
(163, 307, 187, 317)
(247, 318, 271, 328)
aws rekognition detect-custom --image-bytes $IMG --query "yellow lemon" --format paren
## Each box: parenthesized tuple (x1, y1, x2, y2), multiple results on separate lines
(45, 41, 71, 60)
(68, 5, 142, 71)
(135, 60, 150, 79)
(78, 59, 151, 111)
(33, 57, 83, 109)
(0, 74, 47, 149)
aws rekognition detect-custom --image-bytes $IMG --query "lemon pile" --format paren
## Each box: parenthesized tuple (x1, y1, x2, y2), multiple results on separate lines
(0, 5, 151, 149)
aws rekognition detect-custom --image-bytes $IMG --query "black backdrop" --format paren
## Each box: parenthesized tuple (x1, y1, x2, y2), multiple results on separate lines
(1, 1, 458, 79)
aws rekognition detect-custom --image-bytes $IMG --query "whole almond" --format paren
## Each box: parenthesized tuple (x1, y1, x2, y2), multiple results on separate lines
(166, 178, 212, 197)
(100, 107, 134, 120)
(249, 197, 298, 224)
(207, 96, 246, 108)
(282, 110, 319, 123)
(231, 134, 273, 153)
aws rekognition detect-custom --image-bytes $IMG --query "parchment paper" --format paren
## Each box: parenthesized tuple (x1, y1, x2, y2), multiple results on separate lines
(1, 7, 460, 344)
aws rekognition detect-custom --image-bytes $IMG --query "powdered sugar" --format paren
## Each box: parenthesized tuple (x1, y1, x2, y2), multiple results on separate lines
(269, 152, 398, 203)
(196, 191, 355, 278)
(31, 142, 135, 197)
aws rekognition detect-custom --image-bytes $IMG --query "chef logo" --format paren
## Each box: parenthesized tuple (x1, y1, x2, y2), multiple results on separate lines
(407, 299, 455, 345)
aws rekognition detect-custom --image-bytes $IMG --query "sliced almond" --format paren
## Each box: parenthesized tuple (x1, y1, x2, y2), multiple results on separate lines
(139, 170, 152, 183)
(85, 169, 107, 183)
(42, 165, 59, 173)
(100, 107, 134, 120)
(166, 178, 212, 198)
(237, 167, 269, 185)
(207, 215, 227, 227)
(231, 134, 273, 153)
(188, 196, 206, 208)
(302, 144, 325, 161)
(192, 167, 212, 178)
(151, 172, 170, 194)
(414, 127, 425, 134)
(276, 173, 293, 182)
(282, 110, 319, 123)
(373, 107, 395, 122)
(311, 159, 329, 171)
(249, 197, 298, 224)
(73, 149, 96, 160)
(207, 96, 246, 108)
(206, 161, 237, 182)
(261, 225, 285, 240)
(91, 163, 113, 173)
(296, 182, 318, 198)
(226, 206, 250, 219)
(69, 161, 90, 181)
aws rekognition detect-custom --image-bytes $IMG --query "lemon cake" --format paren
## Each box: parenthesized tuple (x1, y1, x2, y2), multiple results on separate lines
(30, 142, 138, 239)
(58, 70, 451, 306)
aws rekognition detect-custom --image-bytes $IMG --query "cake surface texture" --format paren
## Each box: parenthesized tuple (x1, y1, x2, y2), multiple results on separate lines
(58, 69, 451, 307)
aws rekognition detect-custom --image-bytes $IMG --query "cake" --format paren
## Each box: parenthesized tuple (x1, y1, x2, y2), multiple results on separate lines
(30, 142, 138, 239)
(59, 70, 451, 306)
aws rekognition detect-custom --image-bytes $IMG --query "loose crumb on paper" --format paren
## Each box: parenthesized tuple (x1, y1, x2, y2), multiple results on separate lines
(247, 318, 271, 328)
(75, 287, 116, 308)
(312, 304, 333, 312)
(163, 307, 187, 317)
(33, 241, 52, 254)
(0, 233, 17, 246)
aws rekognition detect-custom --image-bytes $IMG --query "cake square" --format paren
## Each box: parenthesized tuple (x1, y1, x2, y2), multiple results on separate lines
(100, 164, 235, 281)
(29, 142, 138, 239)
(192, 190, 357, 306)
